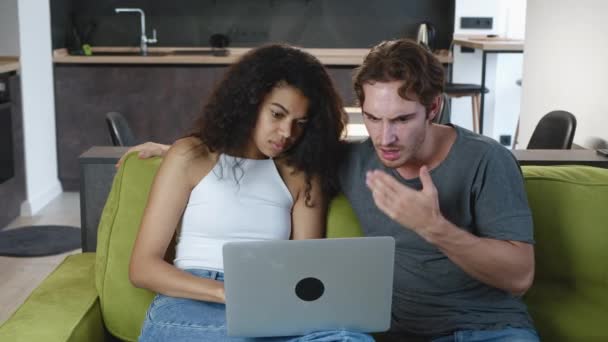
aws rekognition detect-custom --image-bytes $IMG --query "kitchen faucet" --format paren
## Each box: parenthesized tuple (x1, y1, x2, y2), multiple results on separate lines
(115, 8, 157, 55)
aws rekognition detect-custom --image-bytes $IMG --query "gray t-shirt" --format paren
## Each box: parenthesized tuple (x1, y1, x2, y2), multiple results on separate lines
(338, 125, 534, 337)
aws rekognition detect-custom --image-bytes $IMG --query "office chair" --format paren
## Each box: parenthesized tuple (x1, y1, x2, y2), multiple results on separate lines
(105, 112, 137, 147)
(527, 110, 577, 149)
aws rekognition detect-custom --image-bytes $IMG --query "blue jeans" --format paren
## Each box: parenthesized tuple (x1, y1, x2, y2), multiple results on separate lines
(431, 327, 539, 342)
(139, 269, 374, 342)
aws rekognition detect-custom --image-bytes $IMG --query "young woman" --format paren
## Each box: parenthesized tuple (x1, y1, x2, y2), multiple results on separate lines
(130, 44, 373, 341)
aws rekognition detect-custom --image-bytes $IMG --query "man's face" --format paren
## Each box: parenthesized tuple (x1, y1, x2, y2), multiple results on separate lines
(361, 81, 432, 169)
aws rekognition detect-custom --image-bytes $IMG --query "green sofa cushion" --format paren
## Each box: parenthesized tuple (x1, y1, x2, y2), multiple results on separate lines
(522, 165, 608, 340)
(327, 194, 364, 238)
(95, 154, 161, 341)
(0, 253, 103, 342)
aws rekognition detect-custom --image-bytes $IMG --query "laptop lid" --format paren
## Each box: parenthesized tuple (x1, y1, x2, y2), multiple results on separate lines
(222, 237, 395, 337)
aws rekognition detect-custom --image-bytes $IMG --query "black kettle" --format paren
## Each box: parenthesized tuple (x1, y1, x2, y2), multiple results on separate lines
(416, 21, 436, 51)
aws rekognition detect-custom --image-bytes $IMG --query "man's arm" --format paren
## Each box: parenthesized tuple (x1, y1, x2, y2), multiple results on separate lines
(424, 217, 534, 296)
(115, 142, 170, 168)
(366, 166, 534, 296)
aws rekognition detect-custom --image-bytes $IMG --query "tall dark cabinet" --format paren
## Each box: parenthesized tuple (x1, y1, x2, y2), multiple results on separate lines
(0, 74, 26, 228)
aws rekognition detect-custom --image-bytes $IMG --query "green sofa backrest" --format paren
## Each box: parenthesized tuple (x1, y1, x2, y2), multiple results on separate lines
(95, 155, 162, 341)
(521, 165, 608, 340)
(95, 154, 608, 341)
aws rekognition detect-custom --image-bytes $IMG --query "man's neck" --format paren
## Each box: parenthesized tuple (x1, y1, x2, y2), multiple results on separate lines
(395, 124, 456, 180)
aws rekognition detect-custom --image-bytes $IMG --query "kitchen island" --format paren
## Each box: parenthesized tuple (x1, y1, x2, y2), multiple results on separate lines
(53, 47, 451, 189)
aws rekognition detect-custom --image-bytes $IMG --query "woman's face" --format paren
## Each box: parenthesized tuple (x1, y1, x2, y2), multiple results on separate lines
(247, 84, 310, 159)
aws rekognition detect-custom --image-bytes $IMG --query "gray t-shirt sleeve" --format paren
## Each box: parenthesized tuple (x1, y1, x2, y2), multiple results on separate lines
(471, 145, 534, 243)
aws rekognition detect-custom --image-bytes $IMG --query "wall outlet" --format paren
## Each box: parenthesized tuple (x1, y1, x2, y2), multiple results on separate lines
(460, 46, 475, 53)
(499, 135, 512, 146)
(460, 17, 493, 29)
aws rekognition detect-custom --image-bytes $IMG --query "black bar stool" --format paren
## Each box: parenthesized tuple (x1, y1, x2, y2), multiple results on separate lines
(444, 83, 489, 133)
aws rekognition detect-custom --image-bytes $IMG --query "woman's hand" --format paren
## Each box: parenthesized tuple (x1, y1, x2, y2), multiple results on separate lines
(115, 142, 170, 168)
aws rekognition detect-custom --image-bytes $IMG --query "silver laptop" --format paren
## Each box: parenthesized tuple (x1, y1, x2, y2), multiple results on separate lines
(222, 237, 395, 337)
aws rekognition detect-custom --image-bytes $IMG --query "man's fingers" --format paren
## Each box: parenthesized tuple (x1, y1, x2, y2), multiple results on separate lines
(115, 155, 126, 169)
(419, 166, 437, 195)
(367, 170, 411, 200)
(371, 170, 399, 187)
(366, 170, 404, 217)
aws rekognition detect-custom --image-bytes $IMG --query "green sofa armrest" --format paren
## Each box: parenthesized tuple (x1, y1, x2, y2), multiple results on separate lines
(0, 253, 105, 342)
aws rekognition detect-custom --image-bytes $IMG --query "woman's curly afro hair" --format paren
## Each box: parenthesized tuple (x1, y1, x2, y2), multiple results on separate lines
(191, 44, 347, 205)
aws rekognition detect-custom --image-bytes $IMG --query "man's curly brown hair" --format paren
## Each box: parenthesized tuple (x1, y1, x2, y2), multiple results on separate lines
(353, 38, 445, 115)
(190, 44, 347, 205)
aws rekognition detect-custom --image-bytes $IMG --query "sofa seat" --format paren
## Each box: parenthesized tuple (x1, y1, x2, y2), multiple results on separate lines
(0, 253, 103, 342)
(526, 281, 608, 340)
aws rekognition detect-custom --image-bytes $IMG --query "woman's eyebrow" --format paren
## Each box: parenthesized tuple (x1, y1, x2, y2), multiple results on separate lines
(271, 103, 289, 113)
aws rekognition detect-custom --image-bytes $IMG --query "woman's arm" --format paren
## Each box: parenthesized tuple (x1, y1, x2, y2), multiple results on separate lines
(129, 139, 226, 303)
(291, 175, 326, 240)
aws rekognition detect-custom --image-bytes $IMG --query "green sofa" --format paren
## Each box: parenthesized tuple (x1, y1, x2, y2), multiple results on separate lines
(1, 154, 607, 341)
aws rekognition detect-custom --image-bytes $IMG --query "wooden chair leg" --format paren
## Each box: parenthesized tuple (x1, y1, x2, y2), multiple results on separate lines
(513, 117, 520, 150)
(471, 94, 480, 133)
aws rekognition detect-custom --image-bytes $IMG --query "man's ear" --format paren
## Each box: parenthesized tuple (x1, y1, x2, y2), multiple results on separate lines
(427, 94, 442, 121)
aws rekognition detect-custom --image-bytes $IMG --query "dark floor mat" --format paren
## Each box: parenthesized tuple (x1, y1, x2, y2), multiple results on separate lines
(0, 225, 81, 257)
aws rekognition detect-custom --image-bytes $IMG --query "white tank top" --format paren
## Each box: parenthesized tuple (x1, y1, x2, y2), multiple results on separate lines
(174, 154, 294, 271)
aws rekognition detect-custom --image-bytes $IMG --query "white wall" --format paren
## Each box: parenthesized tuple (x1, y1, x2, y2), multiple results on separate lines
(17, 0, 62, 215)
(519, 0, 608, 149)
(0, 0, 20, 55)
(452, 0, 526, 146)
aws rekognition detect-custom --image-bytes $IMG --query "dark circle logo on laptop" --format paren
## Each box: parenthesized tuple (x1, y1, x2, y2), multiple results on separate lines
(295, 277, 324, 301)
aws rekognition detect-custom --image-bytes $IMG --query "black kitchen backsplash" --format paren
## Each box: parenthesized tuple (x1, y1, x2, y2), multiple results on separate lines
(51, 0, 454, 50)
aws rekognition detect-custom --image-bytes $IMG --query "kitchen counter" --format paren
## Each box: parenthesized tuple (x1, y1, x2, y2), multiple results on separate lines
(53, 47, 452, 65)
(452, 35, 524, 52)
(0, 57, 20, 73)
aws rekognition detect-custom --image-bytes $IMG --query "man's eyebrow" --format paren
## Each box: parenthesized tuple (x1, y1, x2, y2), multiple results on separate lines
(391, 113, 417, 121)
(362, 110, 378, 118)
(271, 103, 289, 114)
(362, 111, 417, 119)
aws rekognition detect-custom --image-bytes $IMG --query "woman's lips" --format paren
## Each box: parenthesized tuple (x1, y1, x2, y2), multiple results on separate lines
(271, 142, 286, 152)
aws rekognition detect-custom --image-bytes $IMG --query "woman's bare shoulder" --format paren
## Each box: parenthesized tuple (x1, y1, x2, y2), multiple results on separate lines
(163, 137, 218, 184)
(274, 159, 310, 199)
(167, 137, 213, 160)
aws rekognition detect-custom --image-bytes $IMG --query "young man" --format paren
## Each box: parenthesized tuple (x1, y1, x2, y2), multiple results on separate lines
(118, 39, 538, 341)
(343, 39, 538, 341)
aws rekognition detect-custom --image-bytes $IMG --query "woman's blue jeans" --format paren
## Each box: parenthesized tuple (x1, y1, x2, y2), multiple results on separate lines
(139, 269, 374, 342)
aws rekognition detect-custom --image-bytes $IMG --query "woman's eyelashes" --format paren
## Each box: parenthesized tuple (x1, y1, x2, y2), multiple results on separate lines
(271, 110, 285, 119)
(271, 109, 308, 129)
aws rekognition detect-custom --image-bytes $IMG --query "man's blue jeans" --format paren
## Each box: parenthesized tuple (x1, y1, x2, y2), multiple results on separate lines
(376, 327, 539, 342)
(431, 327, 539, 342)
(139, 269, 374, 342)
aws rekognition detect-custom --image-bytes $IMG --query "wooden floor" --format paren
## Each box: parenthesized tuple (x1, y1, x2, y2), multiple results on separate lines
(0, 192, 80, 325)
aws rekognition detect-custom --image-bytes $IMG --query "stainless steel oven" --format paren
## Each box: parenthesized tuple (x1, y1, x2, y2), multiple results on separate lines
(0, 75, 9, 103)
